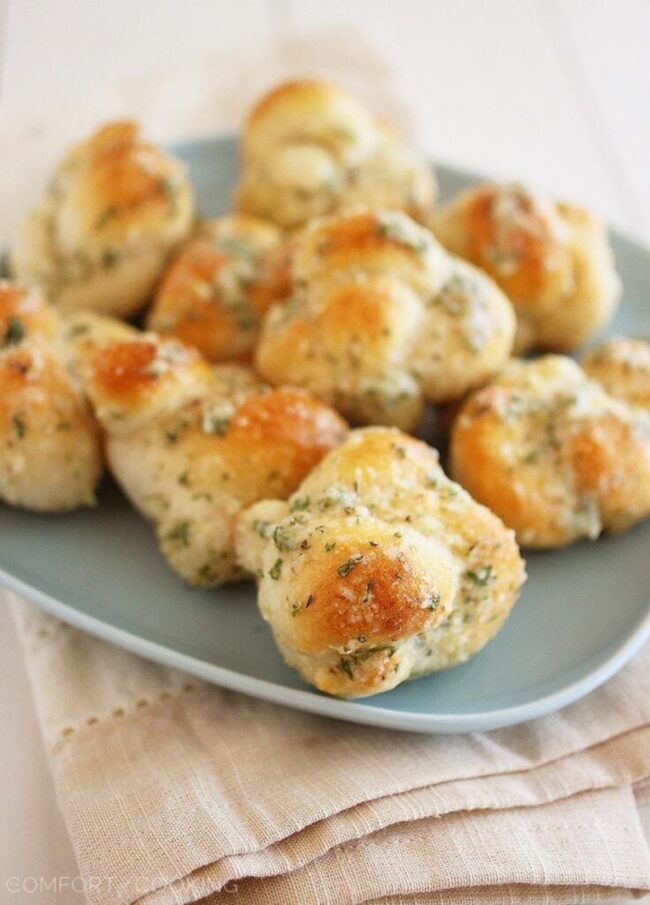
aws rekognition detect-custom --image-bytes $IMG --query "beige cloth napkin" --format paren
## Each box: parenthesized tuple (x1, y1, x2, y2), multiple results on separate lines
(7, 594, 650, 904)
(3, 26, 650, 905)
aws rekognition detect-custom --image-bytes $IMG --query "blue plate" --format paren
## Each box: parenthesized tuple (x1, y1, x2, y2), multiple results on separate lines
(1, 135, 649, 733)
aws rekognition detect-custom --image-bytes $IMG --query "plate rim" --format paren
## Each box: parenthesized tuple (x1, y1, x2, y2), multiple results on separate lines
(3, 139, 650, 734)
(3, 564, 649, 734)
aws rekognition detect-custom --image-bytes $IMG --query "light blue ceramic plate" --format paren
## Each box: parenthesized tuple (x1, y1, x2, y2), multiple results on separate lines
(1, 136, 649, 733)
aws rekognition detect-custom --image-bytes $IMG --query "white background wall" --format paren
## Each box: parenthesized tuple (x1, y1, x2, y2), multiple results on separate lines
(0, 2, 649, 903)
(3, 0, 649, 239)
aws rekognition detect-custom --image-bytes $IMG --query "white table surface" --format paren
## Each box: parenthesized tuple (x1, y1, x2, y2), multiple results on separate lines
(0, 2, 649, 903)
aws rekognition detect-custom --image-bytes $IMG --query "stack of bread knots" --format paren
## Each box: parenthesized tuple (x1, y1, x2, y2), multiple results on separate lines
(4, 78, 644, 700)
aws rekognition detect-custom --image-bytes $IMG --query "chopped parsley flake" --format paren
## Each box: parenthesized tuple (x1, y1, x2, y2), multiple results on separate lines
(164, 521, 191, 548)
(273, 524, 295, 551)
(426, 592, 441, 612)
(253, 519, 272, 539)
(96, 206, 118, 229)
(269, 558, 283, 580)
(339, 657, 354, 679)
(102, 247, 122, 269)
(466, 565, 493, 586)
(67, 323, 91, 338)
(198, 563, 218, 582)
(291, 593, 314, 617)
(337, 554, 364, 577)
(201, 411, 231, 435)
(338, 644, 397, 679)
(12, 414, 26, 438)
(3, 315, 25, 347)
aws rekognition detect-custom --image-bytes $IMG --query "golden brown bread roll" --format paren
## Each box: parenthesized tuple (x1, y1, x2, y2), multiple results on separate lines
(11, 121, 194, 318)
(85, 334, 348, 585)
(235, 80, 436, 230)
(431, 183, 621, 353)
(236, 427, 525, 698)
(255, 209, 516, 430)
(55, 306, 139, 385)
(450, 355, 650, 548)
(146, 214, 283, 362)
(582, 336, 650, 415)
(0, 282, 103, 511)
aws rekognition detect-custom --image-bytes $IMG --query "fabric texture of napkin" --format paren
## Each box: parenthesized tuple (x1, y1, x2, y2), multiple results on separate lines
(2, 26, 650, 905)
(8, 596, 650, 905)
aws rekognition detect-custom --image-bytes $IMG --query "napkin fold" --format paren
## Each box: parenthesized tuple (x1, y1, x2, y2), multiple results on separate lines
(9, 594, 650, 905)
(3, 26, 650, 905)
